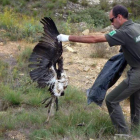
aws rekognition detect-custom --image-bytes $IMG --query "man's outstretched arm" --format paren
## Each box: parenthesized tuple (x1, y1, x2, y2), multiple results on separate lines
(57, 34, 107, 43)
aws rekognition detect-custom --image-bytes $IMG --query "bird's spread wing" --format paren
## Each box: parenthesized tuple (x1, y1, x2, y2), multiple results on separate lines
(29, 17, 63, 85)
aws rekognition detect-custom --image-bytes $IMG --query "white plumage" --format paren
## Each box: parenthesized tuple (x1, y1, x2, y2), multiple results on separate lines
(46, 66, 68, 97)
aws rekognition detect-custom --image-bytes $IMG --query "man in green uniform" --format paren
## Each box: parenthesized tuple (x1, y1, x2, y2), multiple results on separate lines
(57, 5, 140, 134)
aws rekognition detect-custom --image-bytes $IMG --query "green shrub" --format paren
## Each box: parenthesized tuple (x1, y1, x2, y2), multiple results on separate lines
(0, 60, 9, 81)
(69, 0, 78, 3)
(46, 2, 55, 10)
(87, 7, 110, 27)
(32, 2, 42, 8)
(70, 7, 110, 28)
(16, 47, 32, 71)
(81, 0, 88, 6)
(55, 0, 67, 8)
(3, 89, 22, 105)
(0, 0, 10, 6)
(0, 8, 42, 42)
(99, 0, 111, 12)
(52, 0, 57, 2)
(70, 12, 93, 24)
(17, 47, 32, 63)
(30, 129, 52, 140)
(90, 43, 108, 58)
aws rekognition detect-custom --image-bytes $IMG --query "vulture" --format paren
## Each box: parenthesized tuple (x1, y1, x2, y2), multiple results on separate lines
(28, 17, 68, 122)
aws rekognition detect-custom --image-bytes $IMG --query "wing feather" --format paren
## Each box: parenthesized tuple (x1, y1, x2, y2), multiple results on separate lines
(29, 17, 62, 85)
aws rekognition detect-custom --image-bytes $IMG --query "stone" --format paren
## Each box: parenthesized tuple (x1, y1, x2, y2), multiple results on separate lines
(0, 42, 4, 46)
(101, 25, 114, 33)
(66, 46, 77, 53)
(83, 66, 90, 72)
(82, 29, 89, 35)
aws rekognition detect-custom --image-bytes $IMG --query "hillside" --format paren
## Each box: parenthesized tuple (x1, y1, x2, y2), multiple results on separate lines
(0, 0, 140, 139)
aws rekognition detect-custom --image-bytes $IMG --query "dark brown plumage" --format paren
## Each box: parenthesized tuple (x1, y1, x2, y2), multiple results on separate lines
(28, 17, 68, 121)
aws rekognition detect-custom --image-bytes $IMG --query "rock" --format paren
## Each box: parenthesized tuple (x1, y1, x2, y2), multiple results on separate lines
(82, 29, 89, 35)
(0, 42, 4, 46)
(96, 66, 101, 71)
(67, 1, 85, 12)
(19, 73, 25, 76)
(73, 22, 88, 31)
(33, 8, 38, 11)
(101, 25, 114, 33)
(83, 66, 90, 72)
(87, 0, 100, 5)
(64, 67, 69, 70)
(78, 0, 100, 5)
(66, 46, 77, 53)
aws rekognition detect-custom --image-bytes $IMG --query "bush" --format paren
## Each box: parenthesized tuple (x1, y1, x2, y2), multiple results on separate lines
(90, 43, 108, 58)
(69, 0, 78, 3)
(55, 0, 67, 8)
(87, 7, 110, 27)
(99, 0, 111, 12)
(0, 8, 42, 42)
(0, 0, 10, 6)
(81, 0, 88, 6)
(70, 7, 110, 28)
(0, 60, 9, 81)
(46, 2, 55, 10)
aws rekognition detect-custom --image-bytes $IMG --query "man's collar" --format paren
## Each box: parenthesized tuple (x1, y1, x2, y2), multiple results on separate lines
(120, 20, 134, 28)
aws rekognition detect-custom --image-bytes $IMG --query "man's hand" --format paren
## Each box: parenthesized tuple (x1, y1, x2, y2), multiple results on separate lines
(57, 34, 69, 42)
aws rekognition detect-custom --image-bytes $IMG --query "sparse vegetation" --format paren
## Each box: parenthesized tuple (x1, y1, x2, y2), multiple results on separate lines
(69, 0, 79, 3)
(90, 43, 108, 58)
(0, 60, 9, 81)
(0, 8, 42, 42)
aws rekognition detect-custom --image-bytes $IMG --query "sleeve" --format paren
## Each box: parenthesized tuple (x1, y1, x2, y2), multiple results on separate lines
(105, 29, 125, 47)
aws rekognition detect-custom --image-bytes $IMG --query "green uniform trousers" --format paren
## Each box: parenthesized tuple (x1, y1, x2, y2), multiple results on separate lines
(105, 68, 140, 134)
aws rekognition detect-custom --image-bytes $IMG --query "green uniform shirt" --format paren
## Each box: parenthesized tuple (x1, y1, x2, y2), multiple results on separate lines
(105, 20, 140, 68)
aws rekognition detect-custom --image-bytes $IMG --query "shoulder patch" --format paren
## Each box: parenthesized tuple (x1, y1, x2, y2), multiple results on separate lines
(108, 30, 116, 36)
(136, 35, 140, 42)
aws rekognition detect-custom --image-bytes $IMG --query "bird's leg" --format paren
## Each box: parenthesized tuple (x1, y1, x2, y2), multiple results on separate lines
(45, 96, 55, 123)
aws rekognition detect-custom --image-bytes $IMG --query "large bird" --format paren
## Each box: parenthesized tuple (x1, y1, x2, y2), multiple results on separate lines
(28, 17, 68, 122)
